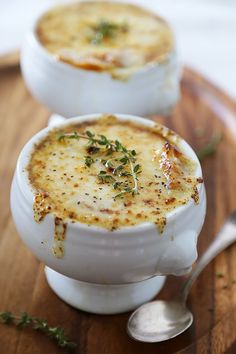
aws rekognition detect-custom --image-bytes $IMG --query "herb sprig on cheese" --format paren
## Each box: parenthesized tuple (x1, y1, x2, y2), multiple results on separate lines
(58, 130, 141, 199)
(89, 20, 129, 45)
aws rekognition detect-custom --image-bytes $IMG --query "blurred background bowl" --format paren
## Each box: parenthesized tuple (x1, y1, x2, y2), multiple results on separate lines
(20, 2, 180, 117)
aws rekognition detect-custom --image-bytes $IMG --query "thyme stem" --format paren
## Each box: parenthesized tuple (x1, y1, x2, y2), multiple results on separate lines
(197, 132, 222, 161)
(0, 311, 77, 350)
(129, 158, 138, 194)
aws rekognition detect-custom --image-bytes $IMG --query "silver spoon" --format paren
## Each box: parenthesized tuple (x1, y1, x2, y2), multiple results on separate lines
(127, 211, 236, 343)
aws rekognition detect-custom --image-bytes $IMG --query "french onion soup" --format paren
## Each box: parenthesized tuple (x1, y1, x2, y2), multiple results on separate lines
(28, 115, 203, 246)
(36, 1, 174, 78)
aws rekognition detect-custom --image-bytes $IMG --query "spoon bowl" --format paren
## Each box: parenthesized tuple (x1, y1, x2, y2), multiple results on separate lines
(127, 211, 236, 342)
(127, 300, 193, 343)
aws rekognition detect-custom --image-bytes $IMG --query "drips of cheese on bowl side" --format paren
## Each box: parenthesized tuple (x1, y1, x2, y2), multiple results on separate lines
(36, 1, 174, 78)
(27, 115, 203, 238)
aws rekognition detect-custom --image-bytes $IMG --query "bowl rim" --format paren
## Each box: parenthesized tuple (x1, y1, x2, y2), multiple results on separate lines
(26, 0, 176, 79)
(15, 113, 204, 235)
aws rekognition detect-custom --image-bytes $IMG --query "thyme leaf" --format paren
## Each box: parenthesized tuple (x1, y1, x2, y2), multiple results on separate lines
(98, 171, 116, 183)
(0, 311, 13, 324)
(17, 312, 33, 328)
(84, 155, 95, 167)
(58, 131, 80, 142)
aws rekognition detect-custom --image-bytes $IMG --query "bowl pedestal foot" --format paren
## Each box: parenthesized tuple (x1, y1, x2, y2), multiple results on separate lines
(45, 266, 166, 315)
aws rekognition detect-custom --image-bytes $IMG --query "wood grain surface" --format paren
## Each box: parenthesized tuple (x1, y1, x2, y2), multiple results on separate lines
(0, 51, 19, 70)
(0, 67, 236, 354)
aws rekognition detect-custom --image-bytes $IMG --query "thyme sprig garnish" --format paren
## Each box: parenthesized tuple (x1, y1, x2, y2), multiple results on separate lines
(90, 20, 128, 45)
(59, 130, 141, 199)
(196, 132, 222, 161)
(0, 311, 77, 350)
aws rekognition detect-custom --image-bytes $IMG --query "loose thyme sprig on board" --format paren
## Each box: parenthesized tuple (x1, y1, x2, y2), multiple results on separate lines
(0, 311, 77, 350)
(58, 130, 142, 199)
(196, 132, 222, 161)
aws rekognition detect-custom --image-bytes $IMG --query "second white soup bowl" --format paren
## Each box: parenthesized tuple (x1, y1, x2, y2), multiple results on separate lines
(20, 2, 180, 118)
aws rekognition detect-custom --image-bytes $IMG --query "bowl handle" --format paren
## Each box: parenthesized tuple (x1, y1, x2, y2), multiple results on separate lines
(48, 114, 66, 127)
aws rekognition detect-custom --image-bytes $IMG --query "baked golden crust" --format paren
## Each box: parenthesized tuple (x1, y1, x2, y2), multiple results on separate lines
(27, 115, 203, 232)
(36, 1, 174, 76)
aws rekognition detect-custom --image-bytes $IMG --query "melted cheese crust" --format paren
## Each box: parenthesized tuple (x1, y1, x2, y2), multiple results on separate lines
(28, 115, 202, 231)
(36, 1, 174, 76)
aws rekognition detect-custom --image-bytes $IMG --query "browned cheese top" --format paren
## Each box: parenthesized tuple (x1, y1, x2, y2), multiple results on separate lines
(36, 1, 174, 77)
(27, 115, 203, 232)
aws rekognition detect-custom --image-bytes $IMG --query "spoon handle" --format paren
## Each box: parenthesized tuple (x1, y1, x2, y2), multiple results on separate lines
(180, 212, 236, 303)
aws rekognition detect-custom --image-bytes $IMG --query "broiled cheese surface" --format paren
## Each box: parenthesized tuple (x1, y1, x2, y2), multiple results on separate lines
(36, 1, 174, 76)
(28, 115, 202, 231)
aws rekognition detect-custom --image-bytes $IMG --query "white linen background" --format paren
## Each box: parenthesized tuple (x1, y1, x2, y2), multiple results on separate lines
(1, 0, 236, 98)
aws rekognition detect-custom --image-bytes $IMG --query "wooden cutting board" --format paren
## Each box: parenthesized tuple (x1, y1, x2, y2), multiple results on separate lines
(0, 67, 236, 354)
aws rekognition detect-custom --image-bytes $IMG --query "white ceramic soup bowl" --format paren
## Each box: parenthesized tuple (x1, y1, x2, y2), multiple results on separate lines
(11, 114, 206, 314)
(20, 2, 180, 118)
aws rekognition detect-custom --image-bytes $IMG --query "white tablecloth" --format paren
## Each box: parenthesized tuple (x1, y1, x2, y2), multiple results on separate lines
(1, 0, 236, 98)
